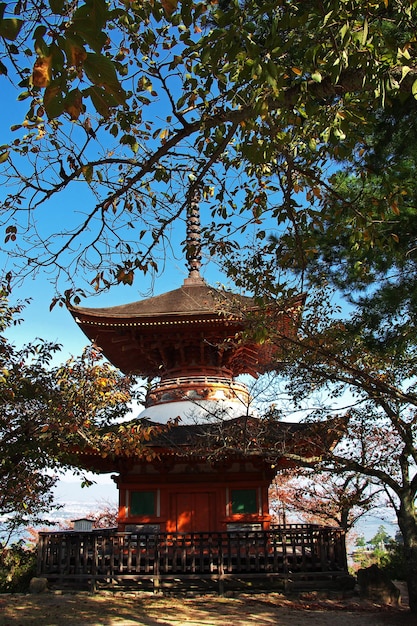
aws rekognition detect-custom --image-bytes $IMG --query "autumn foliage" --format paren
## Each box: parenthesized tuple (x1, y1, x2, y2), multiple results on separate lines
(0, 289, 156, 545)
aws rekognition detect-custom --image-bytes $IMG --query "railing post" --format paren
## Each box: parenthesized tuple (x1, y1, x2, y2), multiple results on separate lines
(282, 528, 288, 576)
(218, 532, 224, 596)
(153, 533, 160, 593)
(319, 528, 327, 571)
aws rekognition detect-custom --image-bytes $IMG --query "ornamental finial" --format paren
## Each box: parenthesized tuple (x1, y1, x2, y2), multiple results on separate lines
(184, 187, 203, 283)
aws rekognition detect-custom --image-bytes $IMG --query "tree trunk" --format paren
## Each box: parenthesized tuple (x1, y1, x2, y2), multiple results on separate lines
(403, 542, 417, 613)
(397, 498, 417, 613)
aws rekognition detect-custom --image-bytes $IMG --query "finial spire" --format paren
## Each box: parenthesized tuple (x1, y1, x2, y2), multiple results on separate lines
(184, 187, 204, 284)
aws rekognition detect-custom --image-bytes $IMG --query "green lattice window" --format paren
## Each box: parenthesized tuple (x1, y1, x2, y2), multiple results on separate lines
(130, 491, 155, 516)
(231, 489, 257, 514)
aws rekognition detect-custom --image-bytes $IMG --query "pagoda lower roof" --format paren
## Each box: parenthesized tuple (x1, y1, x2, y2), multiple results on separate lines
(72, 416, 343, 473)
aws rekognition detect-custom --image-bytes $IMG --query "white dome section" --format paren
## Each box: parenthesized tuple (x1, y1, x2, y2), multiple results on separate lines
(139, 375, 258, 425)
(136, 397, 258, 425)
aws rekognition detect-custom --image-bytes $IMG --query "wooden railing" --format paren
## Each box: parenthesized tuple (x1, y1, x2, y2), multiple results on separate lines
(37, 525, 347, 588)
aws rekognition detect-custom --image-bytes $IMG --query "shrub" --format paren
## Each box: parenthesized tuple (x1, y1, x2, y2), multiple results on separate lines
(379, 541, 408, 581)
(0, 541, 37, 593)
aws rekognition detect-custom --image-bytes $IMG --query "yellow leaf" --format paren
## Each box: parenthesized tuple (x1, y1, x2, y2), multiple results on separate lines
(67, 43, 87, 75)
(391, 201, 400, 215)
(32, 56, 52, 87)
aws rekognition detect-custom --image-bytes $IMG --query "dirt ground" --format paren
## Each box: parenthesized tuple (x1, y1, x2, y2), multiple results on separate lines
(0, 592, 415, 626)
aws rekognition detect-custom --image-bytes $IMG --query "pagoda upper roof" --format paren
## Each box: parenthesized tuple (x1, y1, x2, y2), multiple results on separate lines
(68, 278, 305, 377)
(69, 277, 256, 325)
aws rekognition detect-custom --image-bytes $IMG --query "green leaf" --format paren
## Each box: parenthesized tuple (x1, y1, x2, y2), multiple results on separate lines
(76, 0, 108, 29)
(86, 85, 118, 118)
(339, 23, 349, 42)
(120, 134, 139, 153)
(0, 150, 9, 163)
(70, 0, 108, 53)
(412, 79, 417, 99)
(43, 85, 65, 119)
(361, 18, 368, 45)
(50, 42, 65, 73)
(33, 25, 49, 57)
(321, 127, 330, 143)
(84, 53, 120, 90)
(323, 10, 333, 26)
(401, 66, 411, 82)
(0, 17, 23, 40)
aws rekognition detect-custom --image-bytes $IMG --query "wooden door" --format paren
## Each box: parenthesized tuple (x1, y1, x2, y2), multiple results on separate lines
(172, 492, 215, 532)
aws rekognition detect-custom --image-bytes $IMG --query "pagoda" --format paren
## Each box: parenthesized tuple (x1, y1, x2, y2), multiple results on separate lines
(68, 196, 318, 534)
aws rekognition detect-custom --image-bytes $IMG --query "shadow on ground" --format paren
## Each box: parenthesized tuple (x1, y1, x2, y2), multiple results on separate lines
(0, 592, 414, 626)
